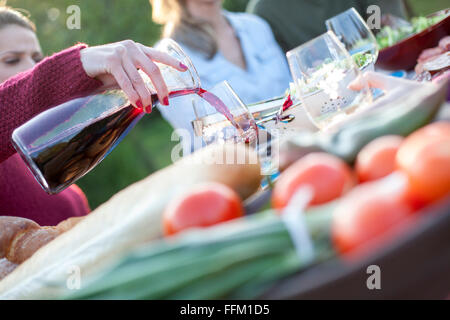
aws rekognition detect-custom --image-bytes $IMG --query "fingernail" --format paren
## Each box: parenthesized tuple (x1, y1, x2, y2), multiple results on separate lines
(145, 105, 152, 113)
(163, 96, 169, 106)
(136, 100, 144, 110)
(179, 62, 188, 71)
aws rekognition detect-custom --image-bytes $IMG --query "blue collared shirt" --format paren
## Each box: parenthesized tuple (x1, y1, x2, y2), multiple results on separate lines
(157, 11, 291, 143)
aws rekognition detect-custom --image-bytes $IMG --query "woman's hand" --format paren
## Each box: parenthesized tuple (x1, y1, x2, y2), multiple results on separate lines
(80, 40, 188, 113)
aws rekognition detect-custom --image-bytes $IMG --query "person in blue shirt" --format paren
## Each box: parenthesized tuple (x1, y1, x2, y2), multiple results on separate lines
(149, 0, 291, 142)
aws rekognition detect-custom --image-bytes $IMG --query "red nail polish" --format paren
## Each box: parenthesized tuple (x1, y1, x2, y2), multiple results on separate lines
(163, 97, 169, 106)
(179, 62, 188, 71)
(136, 100, 143, 110)
(145, 105, 152, 113)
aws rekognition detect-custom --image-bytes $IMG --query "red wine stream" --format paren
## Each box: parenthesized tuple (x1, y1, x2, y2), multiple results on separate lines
(26, 88, 242, 193)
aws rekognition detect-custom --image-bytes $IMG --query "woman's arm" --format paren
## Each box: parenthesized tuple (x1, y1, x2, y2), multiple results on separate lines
(0, 44, 102, 162)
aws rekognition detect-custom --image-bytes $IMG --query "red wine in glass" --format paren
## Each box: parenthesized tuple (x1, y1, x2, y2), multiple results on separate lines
(13, 88, 248, 194)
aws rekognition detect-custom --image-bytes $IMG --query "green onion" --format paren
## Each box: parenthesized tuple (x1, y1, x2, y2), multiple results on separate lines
(66, 205, 335, 300)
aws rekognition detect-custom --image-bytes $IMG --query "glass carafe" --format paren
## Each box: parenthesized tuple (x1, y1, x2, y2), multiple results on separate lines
(12, 39, 200, 194)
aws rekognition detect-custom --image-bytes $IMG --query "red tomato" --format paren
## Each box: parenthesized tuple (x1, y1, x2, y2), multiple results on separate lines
(272, 152, 354, 210)
(355, 135, 404, 183)
(332, 172, 415, 255)
(163, 182, 244, 236)
(396, 122, 450, 205)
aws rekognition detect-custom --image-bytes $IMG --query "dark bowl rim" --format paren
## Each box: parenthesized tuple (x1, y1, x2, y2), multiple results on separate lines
(378, 8, 450, 54)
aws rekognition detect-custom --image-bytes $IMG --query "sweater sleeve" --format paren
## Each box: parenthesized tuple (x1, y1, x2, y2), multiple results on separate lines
(0, 44, 103, 163)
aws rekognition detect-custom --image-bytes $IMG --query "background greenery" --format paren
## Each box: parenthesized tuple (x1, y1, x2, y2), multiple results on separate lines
(7, 0, 448, 208)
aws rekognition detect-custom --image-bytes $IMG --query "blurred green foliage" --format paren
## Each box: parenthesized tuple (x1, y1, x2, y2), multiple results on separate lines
(8, 0, 249, 60)
(6, 0, 448, 209)
(408, 0, 449, 16)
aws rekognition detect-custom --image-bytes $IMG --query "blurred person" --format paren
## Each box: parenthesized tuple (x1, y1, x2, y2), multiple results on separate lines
(0, 5, 186, 225)
(149, 0, 291, 138)
(247, 0, 411, 52)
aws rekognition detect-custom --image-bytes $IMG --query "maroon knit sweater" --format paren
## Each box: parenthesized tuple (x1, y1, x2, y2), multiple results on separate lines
(0, 44, 103, 226)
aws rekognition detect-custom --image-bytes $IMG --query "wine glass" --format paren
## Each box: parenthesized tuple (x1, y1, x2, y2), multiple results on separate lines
(12, 39, 200, 194)
(192, 81, 258, 147)
(286, 31, 373, 131)
(326, 7, 378, 71)
(191, 81, 284, 176)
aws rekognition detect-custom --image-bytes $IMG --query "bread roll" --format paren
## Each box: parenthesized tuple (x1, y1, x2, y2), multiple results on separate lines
(0, 144, 261, 299)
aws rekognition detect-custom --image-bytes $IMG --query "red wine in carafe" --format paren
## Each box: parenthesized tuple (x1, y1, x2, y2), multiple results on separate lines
(25, 100, 144, 193)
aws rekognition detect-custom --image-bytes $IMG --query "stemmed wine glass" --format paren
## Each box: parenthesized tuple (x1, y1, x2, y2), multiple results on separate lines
(192, 81, 283, 176)
(192, 81, 258, 147)
(12, 39, 200, 194)
(326, 7, 378, 71)
(286, 31, 373, 131)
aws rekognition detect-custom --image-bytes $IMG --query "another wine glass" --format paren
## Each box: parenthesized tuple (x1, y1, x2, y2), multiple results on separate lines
(286, 31, 372, 131)
(326, 7, 378, 70)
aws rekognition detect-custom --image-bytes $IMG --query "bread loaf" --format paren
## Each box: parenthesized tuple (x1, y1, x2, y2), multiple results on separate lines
(0, 144, 261, 299)
(0, 216, 85, 266)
